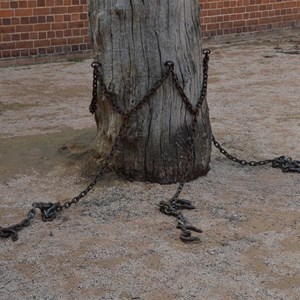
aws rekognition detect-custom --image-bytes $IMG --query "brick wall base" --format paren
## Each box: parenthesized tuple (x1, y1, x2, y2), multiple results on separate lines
(0, 0, 91, 66)
(200, 0, 300, 37)
(0, 0, 299, 67)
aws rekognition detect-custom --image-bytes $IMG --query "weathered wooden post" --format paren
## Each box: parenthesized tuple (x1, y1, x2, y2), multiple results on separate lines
(88, 0, 211, 184)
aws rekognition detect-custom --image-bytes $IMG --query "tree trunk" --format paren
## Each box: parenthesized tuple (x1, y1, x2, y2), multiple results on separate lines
(89, 0, 211, 184)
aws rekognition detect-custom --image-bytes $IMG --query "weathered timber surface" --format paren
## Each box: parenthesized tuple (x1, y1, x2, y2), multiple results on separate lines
(89, 0, 212, 183)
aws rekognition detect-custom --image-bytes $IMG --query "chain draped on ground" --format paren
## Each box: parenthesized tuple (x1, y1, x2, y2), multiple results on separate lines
(1, 49, 300, 243)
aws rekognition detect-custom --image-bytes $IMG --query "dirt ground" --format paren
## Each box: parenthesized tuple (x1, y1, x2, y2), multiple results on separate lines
(0, 28, 299, 300)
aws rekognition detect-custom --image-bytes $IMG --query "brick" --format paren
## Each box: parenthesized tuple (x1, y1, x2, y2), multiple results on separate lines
(234, 20, 246, 27)
(207, 23, 219, 31)
(34, 39, 51, 47)
(221, 8, 233, 14)
(72, 28, 80, 36)
(51, 38, 68, 45)
(1, 26, 16, 34)
(38, 48, 47, 55)
(246, 5, 259, 12)
(28, 1, 37, 8)
(259, 17, 271, 24)
(38, 16, 46, 23)
(79, 44, 87, 50)
(15, 41, 34, 49)
(63, 29, 72, 37)
(1, 50, 11, 58)
(15, 9, 34, 17)
(39, 32, 47, 39)
(282, 15, 295, 22)
(55, 46, 63, 53)
(37, 0, 45, 7)
(3, 18, 11, 25)
(80, 28, 88, 35)
(234, 7, 246, 13)
(33, 8, 51, 15)
(72, 0, 80, 4)
(10, 1, 19, 8)
(68, 6, 84, 13)
(247, 18, 259, 25)
(34, 23, 51, 31)
(51, 7, 67, 14)
(269, 10, 275, 16)
(68, 21, 84, 28)
(207, 9, 221, 16)
(64, 14, 72, 21)
(15, 25, 34, 32)
(273, 2, 285, 10)
(46, 0, 55, 5)
(72, 14, 81, 21)
(0, 42, 15, 51)
(47, 31, 55, 38)
(0, 9, 15, 17)
(64, 0, 72, 5)
(259, 4, 267, 10)
(0, 2, 10, 9)
(11, 50, 21, 57)
(62, 45, 71, 52)
(83, 36, 90, 43)
(21, 17, 30, 24)
(19, 1, 28, 8)
(12, 34, 21, 41)
(286, 1, 297, 8)
(20, 49, 29, 56)
(80, 13, 87, 20)
(220, 21, 233, 28)
(55, 15, 64, 22)
(29, 32, 39, 39)
(47, 16, 55, 22)
(2, 34, 12, 42)
(47, 47, 55, 54)
(71, 45, 79, 51)
(11, 18, 20, 25)
(21, 33, 30, 39)
(68, 36, 83, 44)
(30, 49, 38, 55)
(55, 0, 64, 5)
(56, 30, 64, 37)
(52, 23, 68, 30)
(29, 16, 38, 23)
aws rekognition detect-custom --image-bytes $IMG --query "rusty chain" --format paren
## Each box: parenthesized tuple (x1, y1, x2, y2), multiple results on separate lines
(1, 50, 210, 242)
(212, 135, 300, 172)
(1, 48, 299, 243)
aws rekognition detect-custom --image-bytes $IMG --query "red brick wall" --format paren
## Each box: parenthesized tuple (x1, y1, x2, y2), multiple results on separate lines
(0, 0, 90, 65)
(0, 0, 299, 65)
(200, 0, 300, 37)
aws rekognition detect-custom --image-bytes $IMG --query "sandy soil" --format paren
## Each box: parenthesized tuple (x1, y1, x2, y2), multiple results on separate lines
(0, 28, 300, 300)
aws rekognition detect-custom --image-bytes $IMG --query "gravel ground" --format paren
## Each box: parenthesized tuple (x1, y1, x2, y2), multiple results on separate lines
(0, 28, 300, 300)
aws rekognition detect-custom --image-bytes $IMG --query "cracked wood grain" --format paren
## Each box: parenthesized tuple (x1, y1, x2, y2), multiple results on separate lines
(89, 0, 211, 183)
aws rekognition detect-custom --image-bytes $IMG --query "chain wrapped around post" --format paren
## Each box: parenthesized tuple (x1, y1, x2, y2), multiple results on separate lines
(2, 47, 299, 243)
(158, 49, 211, 242)
(1, 51, 209, 242)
